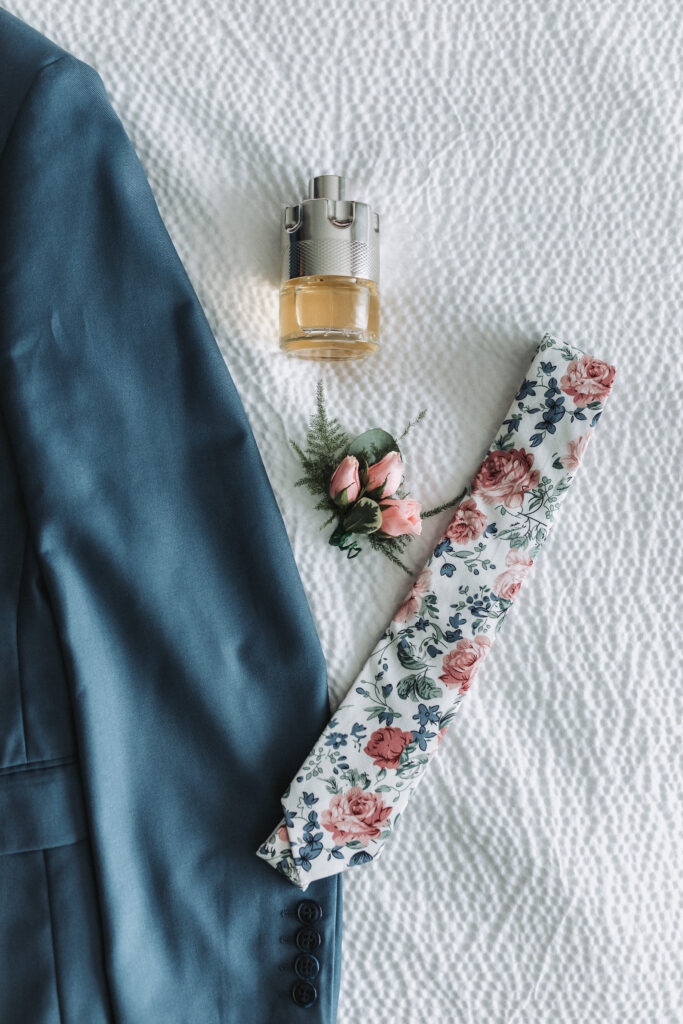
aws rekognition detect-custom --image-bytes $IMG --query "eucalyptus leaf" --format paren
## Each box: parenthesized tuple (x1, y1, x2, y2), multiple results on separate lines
(347, 428, 399, 465)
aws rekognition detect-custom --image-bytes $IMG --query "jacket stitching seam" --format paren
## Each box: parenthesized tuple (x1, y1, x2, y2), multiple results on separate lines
(14, 531, 29, 762)
(0, 754, 76, 777)
(42, 848, 66, 1024)
(0, 53, 70, 167)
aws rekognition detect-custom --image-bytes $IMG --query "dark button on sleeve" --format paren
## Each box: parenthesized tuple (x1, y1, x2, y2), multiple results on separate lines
(294, 953, 320, 980)
(291, 980, 317, 1008)
(296, 899, 323, 924)
(295, 927, 321, 953)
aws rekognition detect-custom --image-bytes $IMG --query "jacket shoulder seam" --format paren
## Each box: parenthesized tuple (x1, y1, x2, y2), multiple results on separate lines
(0, 53, 76, 165)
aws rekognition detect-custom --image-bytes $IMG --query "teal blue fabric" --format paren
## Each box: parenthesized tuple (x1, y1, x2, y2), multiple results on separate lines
(0, 9, 342, 1022)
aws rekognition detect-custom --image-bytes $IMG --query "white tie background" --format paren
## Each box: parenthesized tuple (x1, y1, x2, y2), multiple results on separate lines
(8, 2, 682, 1020)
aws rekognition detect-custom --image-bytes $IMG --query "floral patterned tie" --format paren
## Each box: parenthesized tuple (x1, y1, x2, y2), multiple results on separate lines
(257, 333, 616, 890)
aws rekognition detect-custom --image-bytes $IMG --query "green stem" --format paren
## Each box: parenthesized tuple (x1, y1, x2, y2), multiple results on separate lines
(398, 408, 427, 441)
(421, 486, 468, 519)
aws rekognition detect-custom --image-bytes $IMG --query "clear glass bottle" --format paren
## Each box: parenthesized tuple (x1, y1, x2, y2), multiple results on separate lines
(279, 175, 380, 360)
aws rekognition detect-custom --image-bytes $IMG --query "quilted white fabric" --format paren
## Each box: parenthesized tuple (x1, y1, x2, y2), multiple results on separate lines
(7, 2, 682, 1020)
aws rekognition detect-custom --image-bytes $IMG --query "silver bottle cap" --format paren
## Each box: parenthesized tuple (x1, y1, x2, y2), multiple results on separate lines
(280, 174, 380, 285)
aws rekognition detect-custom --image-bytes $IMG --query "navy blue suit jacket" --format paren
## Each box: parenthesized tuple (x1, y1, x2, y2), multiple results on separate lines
(0, 10, 342, 1022)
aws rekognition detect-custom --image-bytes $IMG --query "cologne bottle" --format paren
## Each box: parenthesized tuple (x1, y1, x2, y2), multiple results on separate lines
(279, 174, 380, 360)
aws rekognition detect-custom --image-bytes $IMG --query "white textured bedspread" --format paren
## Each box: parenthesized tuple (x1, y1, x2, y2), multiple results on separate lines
(7, 2, 682, 1020)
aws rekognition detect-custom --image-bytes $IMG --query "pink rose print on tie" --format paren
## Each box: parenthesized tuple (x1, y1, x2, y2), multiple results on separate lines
(445, 497, 488, 544)
(439, 635, 492, 694)
(472, 448, 540, 510)
(560, 432, 592, 472)
(392, 567, 432, 622)
(364, 726, 414, 769)
(493, 549, 534, 601)
(321, 787, 393, 847)
(560, 356, 616, 407)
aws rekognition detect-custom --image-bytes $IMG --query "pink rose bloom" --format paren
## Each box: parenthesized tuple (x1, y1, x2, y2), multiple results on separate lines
(321, 786, 393, 846)
(439, 635, 492, 694)
(472, 448, 540, 510)
(277, 823, 289, 843)
(445, 497, 488, 544)
(364, 726, 414, 769)
(493, 549, 534, 601)
(392, 567, 432, 623)
(560, 355, 616, 407)
(560, 432, 592, 472)
(329, 454, 361, 506)
(366, 450, 403, 497)
(379, 497, 422, 537)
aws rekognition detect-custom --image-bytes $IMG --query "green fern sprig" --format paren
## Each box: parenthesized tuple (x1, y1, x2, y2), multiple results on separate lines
(291, 380, 350, 509)
(421, 486, 468, 518)
(366, 531, 413, 572)
(398, 407, 427, 441)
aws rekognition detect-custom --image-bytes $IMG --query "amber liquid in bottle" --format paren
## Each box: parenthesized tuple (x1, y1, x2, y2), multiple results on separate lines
(279, 274, 380, 360)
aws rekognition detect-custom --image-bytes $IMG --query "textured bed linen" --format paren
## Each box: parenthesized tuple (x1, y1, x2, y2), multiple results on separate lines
(5, 2, 682, 1021)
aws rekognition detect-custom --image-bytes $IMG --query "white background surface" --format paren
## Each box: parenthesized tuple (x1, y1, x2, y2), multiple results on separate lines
(8, 2, 682, 1020)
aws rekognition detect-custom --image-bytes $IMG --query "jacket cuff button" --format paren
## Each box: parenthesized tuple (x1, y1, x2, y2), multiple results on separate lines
(295, 927, 321, 952)
(296, 899, 323, 924)
(291, 980, 317, 1008)
(294, 953, 320, 980)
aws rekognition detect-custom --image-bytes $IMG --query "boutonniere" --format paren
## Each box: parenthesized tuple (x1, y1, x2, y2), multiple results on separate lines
(291, 381, 464, 574)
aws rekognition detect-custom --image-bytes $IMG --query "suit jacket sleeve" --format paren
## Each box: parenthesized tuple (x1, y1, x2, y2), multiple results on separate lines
(0, 53, 342, 1022)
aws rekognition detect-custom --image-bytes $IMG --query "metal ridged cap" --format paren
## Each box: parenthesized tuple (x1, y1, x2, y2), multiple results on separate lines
(280, 174, 380, 284)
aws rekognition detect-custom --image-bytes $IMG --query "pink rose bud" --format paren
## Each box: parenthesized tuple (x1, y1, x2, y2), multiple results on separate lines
(329, 455, 361, 507)
(379, 497, 423, 537)
(365, 450, 404, 498)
